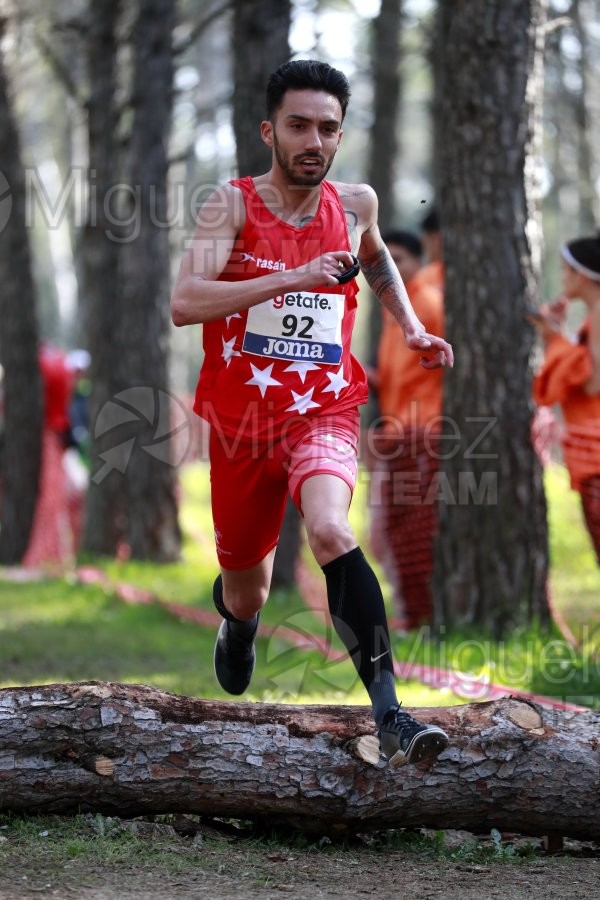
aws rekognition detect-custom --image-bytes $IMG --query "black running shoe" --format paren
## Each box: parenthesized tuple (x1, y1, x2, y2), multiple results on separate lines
(378, 705, 449, 767)
(213, 619, 256, 695)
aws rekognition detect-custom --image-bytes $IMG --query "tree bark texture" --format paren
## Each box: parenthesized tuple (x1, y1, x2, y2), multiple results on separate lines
(117, 0, 181, 561)
(271, 497, 303, 589)
(0, 26, 43, 564)
(79, 0, 126, 557)
(0, 682, 599, 840)
(231, 0, 299, 583)
(367, 0, 403, 236)
(81, 0, 181, 561)
(232, 0, 291, 177)
(363, 0, 404, 427)
(431, 0, 550, 635)
(569, 0, 599, 232)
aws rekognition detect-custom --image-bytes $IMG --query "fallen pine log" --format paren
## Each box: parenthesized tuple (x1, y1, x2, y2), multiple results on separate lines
(0, 682, 598, 839)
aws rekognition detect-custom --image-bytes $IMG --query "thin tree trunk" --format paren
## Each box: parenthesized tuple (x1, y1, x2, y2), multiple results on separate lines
(541, 23, 568, 294)
(364, 0, 404, 425)
(431, 0, 550, 635)
(81, 0, 180, 561)
(271, 497, 303, 588)
(570, 0, 599, 232)
(79, 0, 125, 556)
(367, 0, 403, 235)
(118, 0, 181, 561)
(0, 22, 42, 564)
(231, 0, 299, 584)
(0, 682, 598, 840)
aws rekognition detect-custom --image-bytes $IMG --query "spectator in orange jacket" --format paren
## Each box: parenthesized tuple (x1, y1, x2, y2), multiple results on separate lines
(530, 233, 600, 564)
(369, 230, 445, 628)
(412, 208, 444, 295)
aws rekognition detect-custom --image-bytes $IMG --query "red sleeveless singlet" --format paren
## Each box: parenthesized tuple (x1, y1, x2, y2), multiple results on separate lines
(193, 176, 368, 439)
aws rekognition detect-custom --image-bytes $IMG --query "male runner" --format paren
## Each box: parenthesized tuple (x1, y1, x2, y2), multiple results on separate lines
(171, 60, 453, 766)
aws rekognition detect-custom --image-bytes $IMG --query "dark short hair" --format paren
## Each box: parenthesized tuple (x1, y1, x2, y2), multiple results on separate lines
(563, 232, 600, 277)
(421, 208, 440, 233)
(266, 60, 351, 121)
(382, 229, 422, 259)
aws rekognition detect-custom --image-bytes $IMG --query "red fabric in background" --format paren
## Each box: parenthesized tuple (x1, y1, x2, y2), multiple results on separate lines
(580, 474, 600, 564)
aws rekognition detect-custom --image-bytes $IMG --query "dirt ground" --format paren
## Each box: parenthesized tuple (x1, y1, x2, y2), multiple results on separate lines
(1, 820, 599, 900)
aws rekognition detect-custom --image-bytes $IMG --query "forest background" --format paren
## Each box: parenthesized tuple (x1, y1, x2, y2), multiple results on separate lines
(1, 0, 600, 647)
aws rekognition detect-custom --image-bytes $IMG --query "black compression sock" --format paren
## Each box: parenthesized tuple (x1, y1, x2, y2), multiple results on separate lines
(213, 575, 258, 640)
(321, 547, 399, 726)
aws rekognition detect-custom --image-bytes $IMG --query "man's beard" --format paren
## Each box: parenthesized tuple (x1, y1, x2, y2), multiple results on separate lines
(273, 133, 336, 186)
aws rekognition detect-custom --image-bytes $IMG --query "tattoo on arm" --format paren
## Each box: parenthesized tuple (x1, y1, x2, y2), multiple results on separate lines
(338, 189, 369, 199)
(361, 246, 413, 329)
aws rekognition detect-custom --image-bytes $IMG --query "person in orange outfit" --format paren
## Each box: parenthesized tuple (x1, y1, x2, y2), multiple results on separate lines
(412, 208, 444, 294)
(370, 230, 445, 627)
(531, 233, 600, 563)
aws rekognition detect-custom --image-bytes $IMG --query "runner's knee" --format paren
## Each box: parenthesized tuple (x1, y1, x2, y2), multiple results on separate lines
(223, 583, 268, 620)
(306, 517, 356, 565)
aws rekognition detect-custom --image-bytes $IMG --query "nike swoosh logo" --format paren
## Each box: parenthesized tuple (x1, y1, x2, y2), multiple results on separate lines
(370, 651, 389, 663)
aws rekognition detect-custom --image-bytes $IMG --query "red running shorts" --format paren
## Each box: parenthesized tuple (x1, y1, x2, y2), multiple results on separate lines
(209, 409, 359, 570)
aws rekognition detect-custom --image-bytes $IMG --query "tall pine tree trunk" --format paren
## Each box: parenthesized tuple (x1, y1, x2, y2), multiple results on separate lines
(364, 0, 403, 424)
(231, 0, 299, 585)
(0, 23, 42, 564)
(80, 0, 125, 556)
(118, 0, 180, 560)
(81, 0, 180, 561)
(367, 0, 403, 235)
(232, 0, 291, 177)
(431, 0, 550, 636)
(570, 0, 599, 233)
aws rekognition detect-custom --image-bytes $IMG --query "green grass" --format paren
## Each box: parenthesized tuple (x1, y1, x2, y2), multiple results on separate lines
(0, 811, 255, 891)
(0, 576, 454, 706)
(370, 826, 539, 863)
(0, 811, 544, 891)
(0, 812, 203, 872)
(0, 460, 598, 708)
(1, 460, 597, 879)
(390, 622, 599, 708)
(0, 579, 216, 696)
(545, 463, 600, 640)
(79, 462, 216, 606)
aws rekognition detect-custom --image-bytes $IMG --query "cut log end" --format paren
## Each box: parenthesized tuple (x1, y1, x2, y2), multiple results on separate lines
(505, 699, 544, 732)
(93, 756, 116, 777)
(345, 734, 381, 767)
(79, 753, 116, 776)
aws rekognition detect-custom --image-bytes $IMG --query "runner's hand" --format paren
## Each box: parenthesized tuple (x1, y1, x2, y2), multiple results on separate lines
(405, 331, 454, 370)
(291, 251, 356, 288)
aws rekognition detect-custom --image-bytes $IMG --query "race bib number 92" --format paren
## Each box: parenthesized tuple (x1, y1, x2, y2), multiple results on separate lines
(243, 292, 344, 364)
